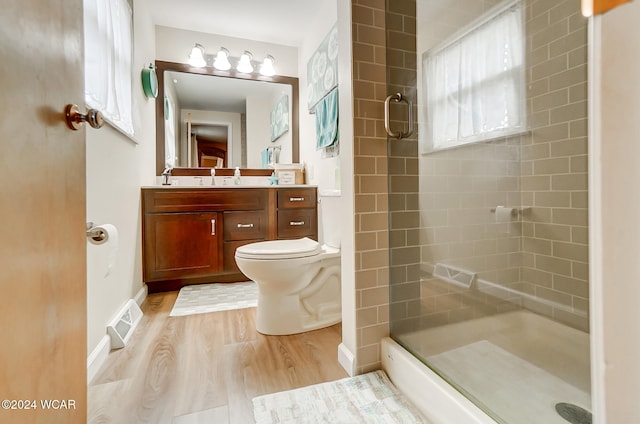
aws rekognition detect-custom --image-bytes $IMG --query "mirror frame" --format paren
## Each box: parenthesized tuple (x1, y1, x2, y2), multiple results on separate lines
(155, 60, 299, 175)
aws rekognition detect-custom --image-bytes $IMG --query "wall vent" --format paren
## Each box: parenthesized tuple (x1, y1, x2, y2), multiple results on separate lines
(106, 299, 143, 349)
(433, 263, 476, 289)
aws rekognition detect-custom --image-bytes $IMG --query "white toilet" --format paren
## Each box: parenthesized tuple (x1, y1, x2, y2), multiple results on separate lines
(235, 189, 341, 335)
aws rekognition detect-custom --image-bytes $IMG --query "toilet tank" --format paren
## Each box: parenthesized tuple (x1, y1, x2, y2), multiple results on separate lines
(319, 189, 341, 248)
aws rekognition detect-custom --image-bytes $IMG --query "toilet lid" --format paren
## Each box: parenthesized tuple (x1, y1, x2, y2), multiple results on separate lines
(235, 237, 322, 260)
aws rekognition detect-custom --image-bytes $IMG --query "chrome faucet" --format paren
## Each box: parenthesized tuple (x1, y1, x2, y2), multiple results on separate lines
(161, 167, 172, 185)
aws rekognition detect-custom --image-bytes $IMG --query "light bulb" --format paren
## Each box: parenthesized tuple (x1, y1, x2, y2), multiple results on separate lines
(188, 44, 206, 68)
(213, 47, 231, 71)
(236, 51, 254, 73)
(259, 55, 276, 76)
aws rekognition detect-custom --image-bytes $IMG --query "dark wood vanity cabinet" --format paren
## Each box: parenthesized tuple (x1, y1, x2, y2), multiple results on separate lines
(142, 186, 317, 292)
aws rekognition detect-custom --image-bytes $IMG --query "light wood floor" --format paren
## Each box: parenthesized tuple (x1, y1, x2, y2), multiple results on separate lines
(88, 290, 347, 424)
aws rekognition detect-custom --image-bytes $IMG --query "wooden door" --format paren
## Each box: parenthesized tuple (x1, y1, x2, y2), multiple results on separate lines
(0, 1, 87, 423)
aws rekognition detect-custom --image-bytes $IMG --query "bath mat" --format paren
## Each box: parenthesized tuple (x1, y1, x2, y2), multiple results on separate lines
(252, 370, 429, 423)
(169, 281, 257, 317)
(427, 340, 591, 424)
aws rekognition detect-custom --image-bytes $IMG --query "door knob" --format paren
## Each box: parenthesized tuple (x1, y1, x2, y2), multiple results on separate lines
(65, 104, 104, 130)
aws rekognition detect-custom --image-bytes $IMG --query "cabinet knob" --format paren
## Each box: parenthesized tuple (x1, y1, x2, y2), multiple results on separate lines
(237, 223, 254, 228)
(290, 221, 305, 226)
(289, 197, 305, 202)
(211, 219, 216, 235)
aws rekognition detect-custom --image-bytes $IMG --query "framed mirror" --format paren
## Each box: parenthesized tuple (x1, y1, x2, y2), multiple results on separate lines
(155, 60, 299, 175)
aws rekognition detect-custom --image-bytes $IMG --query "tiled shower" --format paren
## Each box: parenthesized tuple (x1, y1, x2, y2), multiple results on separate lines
(379, 0, 591, 422)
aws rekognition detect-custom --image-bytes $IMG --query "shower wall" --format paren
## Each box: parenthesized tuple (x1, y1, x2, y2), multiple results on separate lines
(386, 0, 422, 339)
(351, 0, 391, 373)
(519, 0, 589, 331)
(390, 0, 589, 334)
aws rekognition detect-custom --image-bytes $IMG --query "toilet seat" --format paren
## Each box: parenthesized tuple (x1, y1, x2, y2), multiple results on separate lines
(235, 237, 322, 260)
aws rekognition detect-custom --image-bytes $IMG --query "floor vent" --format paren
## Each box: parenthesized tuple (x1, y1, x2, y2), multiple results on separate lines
(106, 299, 143, 349)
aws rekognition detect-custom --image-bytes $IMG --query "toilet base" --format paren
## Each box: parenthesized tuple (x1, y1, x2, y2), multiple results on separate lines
(256, 292, 341, 335)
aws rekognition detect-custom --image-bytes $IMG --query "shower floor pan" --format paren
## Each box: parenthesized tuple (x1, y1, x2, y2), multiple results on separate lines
(396, 310, 591, 424)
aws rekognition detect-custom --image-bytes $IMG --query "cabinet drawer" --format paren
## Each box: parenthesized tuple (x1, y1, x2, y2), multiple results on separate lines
(223, 211, 267, 241)
(277, 188, 317, 209)
(277, 209, 317, 239)
(143, 188, 267, 213)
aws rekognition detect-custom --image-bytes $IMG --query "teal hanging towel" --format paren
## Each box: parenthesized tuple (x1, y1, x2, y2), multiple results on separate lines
(261, 148, 270, 169)
(315, 88, 339, 150)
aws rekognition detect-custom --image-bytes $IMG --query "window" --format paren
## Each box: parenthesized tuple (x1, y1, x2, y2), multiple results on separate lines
(422, 0, 525, 153)
(83, 0, 134, 137)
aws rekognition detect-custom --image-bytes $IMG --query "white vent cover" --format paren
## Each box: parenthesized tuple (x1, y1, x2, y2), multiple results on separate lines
(106, 299, 143, 349)
(433, 263, 476, 289)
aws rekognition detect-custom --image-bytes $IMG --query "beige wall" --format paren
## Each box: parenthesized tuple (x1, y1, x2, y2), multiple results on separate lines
(593, 1, 640, 421)
(86, 0, 157, 357)
(155, 26, 299, 77)
(297, 3, 340, 191)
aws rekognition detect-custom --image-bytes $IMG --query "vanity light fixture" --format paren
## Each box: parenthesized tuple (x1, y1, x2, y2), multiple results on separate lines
(213, 47, 231, 71)
(186, 45, 276, 76)
(236, 51, 254, 73)
(259, 55, 276, 76)
(188, 43, 206, 68)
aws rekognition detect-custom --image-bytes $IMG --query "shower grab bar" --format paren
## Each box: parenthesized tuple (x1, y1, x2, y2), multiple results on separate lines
(384, 93, 414, 140)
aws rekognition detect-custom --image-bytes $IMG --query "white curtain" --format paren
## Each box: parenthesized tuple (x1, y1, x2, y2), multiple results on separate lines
(423, 1, 525, 152)
(84, 0, 133, 136)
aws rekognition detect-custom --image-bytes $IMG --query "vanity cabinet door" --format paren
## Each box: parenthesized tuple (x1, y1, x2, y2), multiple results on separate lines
(143, 211, 222, 282)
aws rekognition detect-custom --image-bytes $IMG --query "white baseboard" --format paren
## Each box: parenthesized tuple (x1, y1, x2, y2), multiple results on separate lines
(134, 284, 148, 306)
(87, 335, 110, 384)
(86, 284, 147, 384)
(338, 342, 356, 376)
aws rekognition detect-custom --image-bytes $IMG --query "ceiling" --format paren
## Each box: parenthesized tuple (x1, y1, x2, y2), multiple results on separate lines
(150, 0, 333, 47)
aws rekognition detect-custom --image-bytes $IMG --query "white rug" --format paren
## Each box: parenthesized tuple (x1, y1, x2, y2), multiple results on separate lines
(427, 340, 591, 424)
(252, 370, 429, 424)
(169, 281, 258, 317)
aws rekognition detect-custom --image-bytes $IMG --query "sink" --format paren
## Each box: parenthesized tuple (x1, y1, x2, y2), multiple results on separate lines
(154, 175, 272, 187)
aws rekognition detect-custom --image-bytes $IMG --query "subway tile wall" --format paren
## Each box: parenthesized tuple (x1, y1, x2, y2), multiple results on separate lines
(352, 0, 589, 373)
(352, 0, 391, 373)
(521, 0, 589, 331)
(409, 0, 589, 332)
